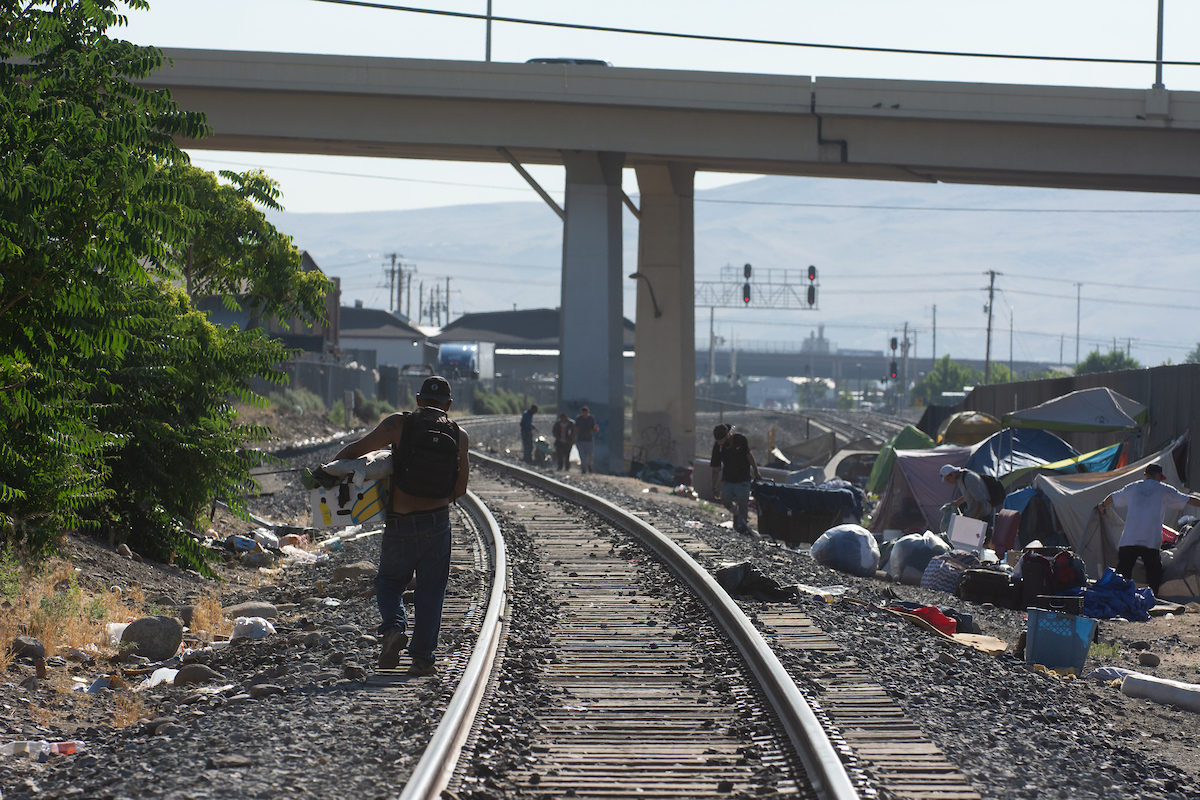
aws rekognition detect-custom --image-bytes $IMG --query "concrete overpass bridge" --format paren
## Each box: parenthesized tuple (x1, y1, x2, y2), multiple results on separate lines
(144, 49, 1200, 471)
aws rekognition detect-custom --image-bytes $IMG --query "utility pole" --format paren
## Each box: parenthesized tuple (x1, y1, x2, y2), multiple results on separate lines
(707, 308, 716, 383)
(485, 0, 493, 62)
(1059, 334, 1064, 366)
(901, 321, 910, 407)
(1075, 282, 1082, 366)
(406, 272, 413, 319)
(1155, 0, 1165, 88)
(445, 276, 451, 323)
(984, 270, 997, 384)
(418, 281, 424, 325)
(384, 253, 402, 313)
(931, 304, 937, 367)
(1009, 310, 1014, 381)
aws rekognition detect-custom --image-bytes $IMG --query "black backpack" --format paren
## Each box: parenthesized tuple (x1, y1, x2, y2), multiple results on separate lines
(391, 409, 461, 499)
(981, 473, 1007, 507)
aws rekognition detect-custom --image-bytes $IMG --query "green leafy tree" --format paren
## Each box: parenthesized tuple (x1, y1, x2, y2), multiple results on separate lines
(1076, 349, 1141, 375)
(911, 356, 982, 405)
(1, 0, 208, 548)
(1, 3, 328, 570)
(1185, 343, 1200, 364)
(167, 164, 330, 325)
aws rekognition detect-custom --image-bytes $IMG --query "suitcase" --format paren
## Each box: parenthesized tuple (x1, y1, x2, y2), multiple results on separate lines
(991, 509, 1021, 554)
(960, 568, 1018, 608)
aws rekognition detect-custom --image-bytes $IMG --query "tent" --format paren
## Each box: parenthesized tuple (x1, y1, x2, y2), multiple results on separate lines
(868, 428, 1084, 535)
(1033, 438, 1187, 580)
(865, 425, 934, 495)
(1002, 387, 1148, 433)
(937, 411, 1001, 445)
(1001, 442, 1125, 489)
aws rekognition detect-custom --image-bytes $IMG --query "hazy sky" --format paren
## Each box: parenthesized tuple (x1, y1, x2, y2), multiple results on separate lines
(118, 2, 1200, 366)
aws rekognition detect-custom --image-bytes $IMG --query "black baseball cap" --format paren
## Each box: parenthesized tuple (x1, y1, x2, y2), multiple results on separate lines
(417, 376, 452, 401)
(713, 424, 731, 440)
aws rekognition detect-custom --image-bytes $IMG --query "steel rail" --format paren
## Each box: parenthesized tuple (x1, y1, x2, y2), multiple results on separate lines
(398, 490, 508, 800)
(470, 450, 860, 800)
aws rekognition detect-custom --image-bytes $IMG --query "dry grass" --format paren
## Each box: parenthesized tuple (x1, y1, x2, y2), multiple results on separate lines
(189, 588, 232, 639)
(112, 693, 144, 728)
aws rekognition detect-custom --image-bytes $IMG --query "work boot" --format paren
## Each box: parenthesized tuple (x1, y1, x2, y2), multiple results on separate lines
(378, 628, 408, 670)
(407, 657, 438, 677)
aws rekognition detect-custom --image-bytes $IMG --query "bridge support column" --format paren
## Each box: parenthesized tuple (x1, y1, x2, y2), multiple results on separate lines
(631, 163, 696, 469)
(559, 150, 625, 474)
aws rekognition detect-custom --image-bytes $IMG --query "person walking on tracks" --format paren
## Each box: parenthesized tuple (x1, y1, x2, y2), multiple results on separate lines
(519, 404, 538, 464)
(574, 406, 600, 473)
(552, 412, 576, 471)
(1100, 463, 1200, 596)
(334, 376, 470, 677)
(710, 424, 761, 536)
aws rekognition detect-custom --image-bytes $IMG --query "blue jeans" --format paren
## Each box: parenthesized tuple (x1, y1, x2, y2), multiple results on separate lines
(724, 480, 752, 532)
(577, 440, 594, 472)
(521, 429, 533, 462)
(375, 509, 451, 663)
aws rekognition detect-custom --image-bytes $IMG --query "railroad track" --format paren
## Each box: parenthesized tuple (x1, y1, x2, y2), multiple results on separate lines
(394, 453, 856, 800)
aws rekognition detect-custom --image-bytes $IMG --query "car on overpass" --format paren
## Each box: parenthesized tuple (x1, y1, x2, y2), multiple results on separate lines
(526, 58, 611, 66)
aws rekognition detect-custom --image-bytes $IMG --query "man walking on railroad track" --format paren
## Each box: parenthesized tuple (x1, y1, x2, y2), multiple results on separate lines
(334, 375, 470, 677)
(711, 424, 761, 536)
(574, 406, 600, 473)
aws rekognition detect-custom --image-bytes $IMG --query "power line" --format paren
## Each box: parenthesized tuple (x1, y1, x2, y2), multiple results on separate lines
(302, 0, 1200, 68)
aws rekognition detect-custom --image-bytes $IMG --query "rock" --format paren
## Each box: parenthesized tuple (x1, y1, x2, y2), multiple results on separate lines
(1138, 652, 1161, 668)
(175, 605, 195, 626)
(1130, 640, 1151, 650)
(174, 663, 226, 686)
(155, 723, 188, 737)
(120, 616, 184, 661)
(248, 683, 284, 699)
(224, 601, 279, 620)
(240, 550, 276, 568)
(332, 561, 377, 582)
(117, 543, 134, 559)
(208, 754, 253, 768)
(10, 635, 45, 661)
(936, 652, 960, 666)
(357, 635, 378, 647)
(343, 664, 367, 682)
(1186, 602, 1200, 614)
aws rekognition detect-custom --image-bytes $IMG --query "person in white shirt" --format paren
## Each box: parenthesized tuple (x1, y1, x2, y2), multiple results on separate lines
(1099, 463, 1200, 595)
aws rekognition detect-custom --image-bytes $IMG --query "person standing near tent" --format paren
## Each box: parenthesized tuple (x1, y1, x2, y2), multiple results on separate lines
(1099, 463, 1200, 595)
(940, 464, 997, 521)
(712, 424, 762, 536)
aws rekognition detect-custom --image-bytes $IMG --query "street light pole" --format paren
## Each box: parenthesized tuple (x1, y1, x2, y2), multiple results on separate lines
(1155, 0, 1165, 87)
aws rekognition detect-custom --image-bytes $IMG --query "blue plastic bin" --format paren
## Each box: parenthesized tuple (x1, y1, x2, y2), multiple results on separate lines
(1025, 609, 1097, 673)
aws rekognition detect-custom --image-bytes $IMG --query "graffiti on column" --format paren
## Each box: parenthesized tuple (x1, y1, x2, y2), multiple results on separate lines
(638, 423, 675, 462)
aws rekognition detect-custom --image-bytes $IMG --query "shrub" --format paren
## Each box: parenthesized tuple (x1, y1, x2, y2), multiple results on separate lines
(473, 387, 528, 415)
(329, 399, 347, 427)
(269, 387, 325, 415)
(353, 390, 394, 424)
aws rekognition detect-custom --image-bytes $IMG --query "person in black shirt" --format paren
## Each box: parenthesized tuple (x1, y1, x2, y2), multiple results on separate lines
(710, 424, 761, 535)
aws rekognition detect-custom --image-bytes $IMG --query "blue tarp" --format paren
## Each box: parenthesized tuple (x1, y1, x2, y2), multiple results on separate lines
(966, 428, 1080, 478)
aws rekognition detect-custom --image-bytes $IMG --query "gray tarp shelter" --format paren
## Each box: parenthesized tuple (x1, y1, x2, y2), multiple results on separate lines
(1034, 438, 1187, 580)
(1001, 387, 1148, 433)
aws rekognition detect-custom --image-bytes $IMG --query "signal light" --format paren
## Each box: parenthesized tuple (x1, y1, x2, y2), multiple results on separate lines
(742, 283, 751, 304)
(890, 337, 898, 351)
(807, 265, 817, 282)
(889, 360, 898, 379)
(806, 285, 816, 306)
(743, 263, 752, 279)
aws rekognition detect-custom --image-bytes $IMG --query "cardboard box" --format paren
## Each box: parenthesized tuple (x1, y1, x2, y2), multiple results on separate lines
(311, 479, 388, 528)
(948, 515, 987, 553)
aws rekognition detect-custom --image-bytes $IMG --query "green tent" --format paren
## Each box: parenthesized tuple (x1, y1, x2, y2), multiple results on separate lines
(865, 424, 935, 494)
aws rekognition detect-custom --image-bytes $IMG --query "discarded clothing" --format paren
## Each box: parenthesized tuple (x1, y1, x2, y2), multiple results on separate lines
(1082, 568, 1156, 621)
(713, 561, 798, 602)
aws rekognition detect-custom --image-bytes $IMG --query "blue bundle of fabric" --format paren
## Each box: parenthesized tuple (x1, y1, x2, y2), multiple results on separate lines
(1081, 568, 1156, 621)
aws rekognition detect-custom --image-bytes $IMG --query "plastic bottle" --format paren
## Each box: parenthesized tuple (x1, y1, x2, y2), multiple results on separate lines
(0, 740, 48, 758)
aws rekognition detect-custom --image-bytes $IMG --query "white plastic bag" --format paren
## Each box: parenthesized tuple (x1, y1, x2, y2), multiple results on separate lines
(230, 616, 276, 641)
(810, 524, 880, 578)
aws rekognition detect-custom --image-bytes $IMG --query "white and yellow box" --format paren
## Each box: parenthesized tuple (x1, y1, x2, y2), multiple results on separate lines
(311, 479, 388, 528)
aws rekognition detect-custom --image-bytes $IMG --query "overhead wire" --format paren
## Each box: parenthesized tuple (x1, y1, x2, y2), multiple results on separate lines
(302, 0, 1200, 68)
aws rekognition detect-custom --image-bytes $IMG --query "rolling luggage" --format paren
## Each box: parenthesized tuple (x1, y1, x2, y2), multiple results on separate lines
(960, 568, 1018, 608)
(991, 509, 1021, 555)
